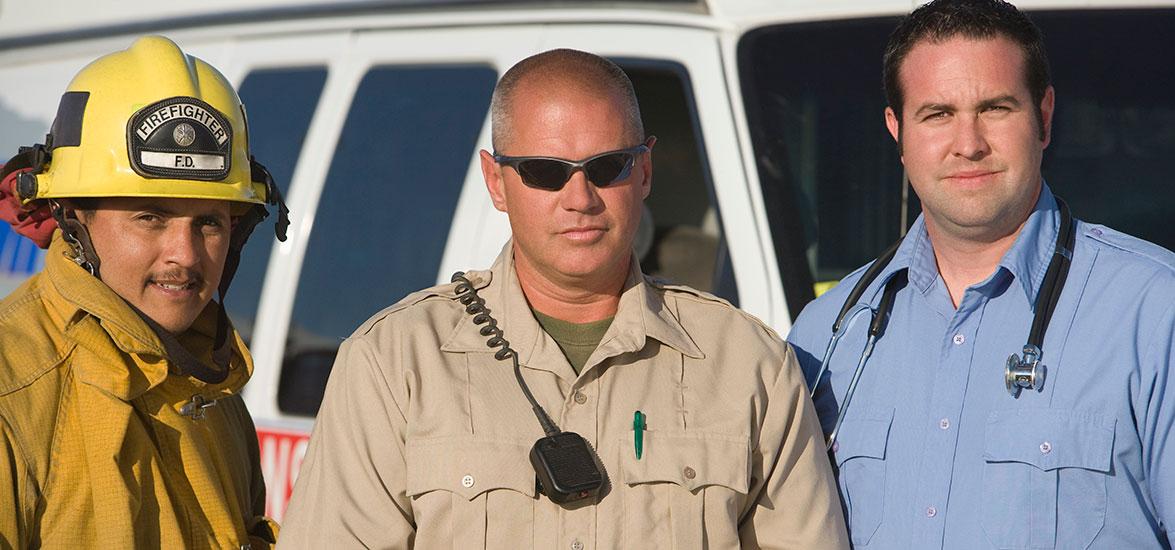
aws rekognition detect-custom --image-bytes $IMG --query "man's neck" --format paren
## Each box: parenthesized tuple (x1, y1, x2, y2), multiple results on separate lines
(513, 251, 627, 323)
(925, 219, 1024, 308)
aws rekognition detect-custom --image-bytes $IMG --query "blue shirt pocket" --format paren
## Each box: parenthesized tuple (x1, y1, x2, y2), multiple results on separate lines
(833, 407, 893, 547)
(981, 408, 1115, 549)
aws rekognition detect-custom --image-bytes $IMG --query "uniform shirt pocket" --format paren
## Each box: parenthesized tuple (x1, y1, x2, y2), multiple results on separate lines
(406, 437, 536, 549)
(832, 407, 893, 547)
(619, 431, 750, 550)
(981, 408, 1115, 550)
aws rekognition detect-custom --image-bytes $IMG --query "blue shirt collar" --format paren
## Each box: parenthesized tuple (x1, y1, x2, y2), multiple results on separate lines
(874, 183, 1060, 305)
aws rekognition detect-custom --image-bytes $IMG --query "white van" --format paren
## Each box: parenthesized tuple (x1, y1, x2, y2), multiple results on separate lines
(2, 0, 1172, 519)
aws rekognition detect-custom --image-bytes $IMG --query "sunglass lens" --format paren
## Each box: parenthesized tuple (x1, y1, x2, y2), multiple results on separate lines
(585, 153, 633, 186)
(517, 159, 572, 190)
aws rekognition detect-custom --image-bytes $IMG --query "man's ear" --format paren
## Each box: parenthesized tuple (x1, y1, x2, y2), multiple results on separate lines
(1039, 85, 1056, 148)
(639, 136, 656, 200)
(884, 106, 903, 158)
(60, 199, 88, 223)
(480, 149, 508, 212)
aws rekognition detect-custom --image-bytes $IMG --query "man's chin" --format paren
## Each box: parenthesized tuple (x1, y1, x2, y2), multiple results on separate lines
(138, 306, 201, 335)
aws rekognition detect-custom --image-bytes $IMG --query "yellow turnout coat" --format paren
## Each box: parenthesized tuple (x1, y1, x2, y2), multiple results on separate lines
(0, 235, 276, 548)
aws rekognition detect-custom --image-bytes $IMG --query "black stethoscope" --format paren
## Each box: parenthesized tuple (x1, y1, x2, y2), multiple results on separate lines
(808, 198, 1076, 450)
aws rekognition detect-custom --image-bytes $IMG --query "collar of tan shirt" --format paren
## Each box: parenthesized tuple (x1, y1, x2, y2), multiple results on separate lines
(442, 242, 703, 383)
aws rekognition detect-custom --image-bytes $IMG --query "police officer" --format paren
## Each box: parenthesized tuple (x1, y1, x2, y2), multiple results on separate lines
(788, 1, 1174, 548)
(0, 36, 287, 547)
(280, 48, 847, 548)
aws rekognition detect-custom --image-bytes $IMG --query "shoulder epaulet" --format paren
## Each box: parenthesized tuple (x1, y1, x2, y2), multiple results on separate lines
(352, 270, 492, 335)
(1083, 224, 1175, 274)
(645, 275, 735, 308)
(647, 275, 786, 342)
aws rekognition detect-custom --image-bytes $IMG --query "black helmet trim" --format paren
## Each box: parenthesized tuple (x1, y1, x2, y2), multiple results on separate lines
(49, 91, 90, 150)
(126, 96, 233, 181)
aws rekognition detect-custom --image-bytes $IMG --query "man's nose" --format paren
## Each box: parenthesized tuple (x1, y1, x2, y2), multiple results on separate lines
(161, 223, 202, 267)
(953, 116, 991, 161)
(559, 170, 604, 213)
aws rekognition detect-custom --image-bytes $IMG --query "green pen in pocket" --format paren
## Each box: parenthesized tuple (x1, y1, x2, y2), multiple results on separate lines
(633, 410, 646, 460)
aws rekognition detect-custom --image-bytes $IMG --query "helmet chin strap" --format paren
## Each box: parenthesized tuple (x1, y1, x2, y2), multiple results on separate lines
(210, 206, 262, 372)
(49, 198, 238, 379)
(43, 158, 290, 376)
(48, 199, 101, 277)
(210, 158, 289, 369)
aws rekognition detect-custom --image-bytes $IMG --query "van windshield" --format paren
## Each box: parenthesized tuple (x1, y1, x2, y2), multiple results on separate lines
(740, 10, 1175, 317)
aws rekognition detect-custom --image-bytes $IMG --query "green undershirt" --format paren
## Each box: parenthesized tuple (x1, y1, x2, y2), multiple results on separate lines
(531, 309, 614, 375)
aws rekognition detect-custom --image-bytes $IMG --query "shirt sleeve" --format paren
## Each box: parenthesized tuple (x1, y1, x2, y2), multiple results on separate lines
(1143, 301, 1175, 537)
(277, 335, 414, 548)
(786, 303, 840, 436)
(738, 343, 849, 550)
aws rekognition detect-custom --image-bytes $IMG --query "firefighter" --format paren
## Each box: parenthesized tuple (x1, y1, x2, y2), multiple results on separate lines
(0, 35, 288, 548)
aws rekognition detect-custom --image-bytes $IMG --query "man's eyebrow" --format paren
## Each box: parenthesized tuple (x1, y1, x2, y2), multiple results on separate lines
(977, 95, 1022, 110)
(133, 201, 179, 216)
(913, 102, 955, 117)
(130, 201, 227, 220)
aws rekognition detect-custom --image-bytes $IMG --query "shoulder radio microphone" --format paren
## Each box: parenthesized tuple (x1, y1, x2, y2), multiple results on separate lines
(452, 272, 603, 504)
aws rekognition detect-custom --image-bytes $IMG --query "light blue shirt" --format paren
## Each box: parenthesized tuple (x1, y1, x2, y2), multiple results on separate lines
(788, 185, 1174, 549)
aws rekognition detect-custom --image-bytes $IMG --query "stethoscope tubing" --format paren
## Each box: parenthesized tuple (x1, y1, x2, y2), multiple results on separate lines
(810, 199, 1073, 453)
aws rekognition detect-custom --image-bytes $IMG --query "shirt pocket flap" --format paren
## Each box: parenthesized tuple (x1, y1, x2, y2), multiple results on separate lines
(833, 407, 894, 466)
(406, 437, 536, 500)
(620, 431, 750, 494)
(983, 409, 1116, 472)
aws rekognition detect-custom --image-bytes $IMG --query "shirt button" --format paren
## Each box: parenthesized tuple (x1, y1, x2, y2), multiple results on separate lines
(571, 540, 584, 550)
(926, 506, 937, 518)
(952, 334, 965, 345)
(683, 466, 696, 479)
(461, 474, 475, 488)
(831, 441, 840, 453)
(1040, 441, 1052, 454)
(939, 418, 950, 430)
(574, 391, 587, 404)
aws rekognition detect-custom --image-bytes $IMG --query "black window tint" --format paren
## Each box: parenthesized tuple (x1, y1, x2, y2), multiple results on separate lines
(621, 61, 739, 306)
(230, 67, 327, 340)
(739, 18, 905, 319)
(739, 10, 1175, 319)
(280, 65, 496, 416)
(1035, 10, 1175, 251)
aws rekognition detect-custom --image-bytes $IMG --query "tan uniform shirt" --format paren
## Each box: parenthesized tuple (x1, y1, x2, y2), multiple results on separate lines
(0, 235, 277, 548)
(280, 245, 847, 549)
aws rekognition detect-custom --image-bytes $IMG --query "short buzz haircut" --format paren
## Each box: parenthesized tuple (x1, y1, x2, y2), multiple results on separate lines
(490, 48, 644, 152)
(883, 0, 1051, 139)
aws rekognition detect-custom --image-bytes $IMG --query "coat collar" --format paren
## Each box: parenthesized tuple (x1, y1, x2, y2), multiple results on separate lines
(41, 234, 251, 400)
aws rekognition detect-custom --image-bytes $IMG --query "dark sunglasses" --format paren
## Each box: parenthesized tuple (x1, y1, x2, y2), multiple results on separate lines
(493, 139, 652, 191)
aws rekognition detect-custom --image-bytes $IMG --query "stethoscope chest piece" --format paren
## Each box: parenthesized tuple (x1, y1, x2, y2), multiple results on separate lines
(1005, 344, 1046, 397)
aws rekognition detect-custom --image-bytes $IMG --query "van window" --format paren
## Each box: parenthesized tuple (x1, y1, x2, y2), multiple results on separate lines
(279, 65, 496, 416)
(739, 10, 1175, 318)
(229, 67, 327, 340)
(1036, 10, 1175, 251)
(622, 61, 739, 305)
(739, 18, 905, 318)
